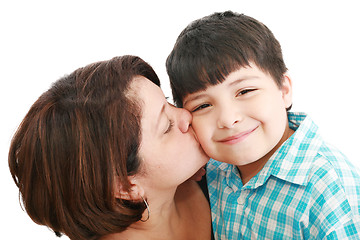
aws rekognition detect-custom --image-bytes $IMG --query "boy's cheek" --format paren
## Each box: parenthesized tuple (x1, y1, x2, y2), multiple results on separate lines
(191, 117, 208, 135)
(192, 123, 212, 148)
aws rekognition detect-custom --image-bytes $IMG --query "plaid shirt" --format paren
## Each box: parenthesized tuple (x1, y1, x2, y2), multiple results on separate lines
(207, 112, 360, 239)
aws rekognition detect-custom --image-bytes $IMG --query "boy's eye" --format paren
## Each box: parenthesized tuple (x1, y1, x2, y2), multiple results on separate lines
(164, 119, 174, 134)
(192, 103, 211, 112)
(237, 89, 256, 96)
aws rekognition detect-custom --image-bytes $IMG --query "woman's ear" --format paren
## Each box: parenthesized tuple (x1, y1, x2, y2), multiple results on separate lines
(281, 73, 293, 109)
(114, 175, 144, 200)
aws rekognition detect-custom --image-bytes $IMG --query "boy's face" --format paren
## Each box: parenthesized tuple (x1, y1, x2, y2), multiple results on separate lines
(183, 63, 293, 166)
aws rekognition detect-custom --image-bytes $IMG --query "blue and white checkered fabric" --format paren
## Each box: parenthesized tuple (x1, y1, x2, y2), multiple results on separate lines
(207, 112, 360, 239)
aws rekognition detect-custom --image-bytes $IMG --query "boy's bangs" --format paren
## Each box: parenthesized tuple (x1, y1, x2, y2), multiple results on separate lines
(169, 53, 250, 107)
(191, 54, 249, 90)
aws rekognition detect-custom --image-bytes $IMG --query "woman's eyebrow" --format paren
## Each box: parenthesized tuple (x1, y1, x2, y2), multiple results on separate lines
(156, 102, 166, 132)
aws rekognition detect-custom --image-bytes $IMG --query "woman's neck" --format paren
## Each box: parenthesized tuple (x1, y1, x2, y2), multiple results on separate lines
(102, 180, 211, 240)
(103, 187, 182, 240)
(131, 193, 181, 233)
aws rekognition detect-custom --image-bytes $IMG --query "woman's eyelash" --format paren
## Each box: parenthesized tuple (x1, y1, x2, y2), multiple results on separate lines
(165, 120, 174, 134)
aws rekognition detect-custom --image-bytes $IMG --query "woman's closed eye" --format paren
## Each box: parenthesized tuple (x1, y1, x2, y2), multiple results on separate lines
(164, 119, 174, 134)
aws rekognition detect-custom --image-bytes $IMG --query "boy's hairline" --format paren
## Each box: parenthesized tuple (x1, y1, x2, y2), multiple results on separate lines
(178, 61, 287, 106)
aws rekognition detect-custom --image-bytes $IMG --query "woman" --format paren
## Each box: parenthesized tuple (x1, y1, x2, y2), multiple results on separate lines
(8, 56, 212, 239)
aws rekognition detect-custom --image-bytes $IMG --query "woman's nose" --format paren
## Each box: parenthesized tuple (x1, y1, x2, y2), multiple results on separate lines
(176, 107, 192, 133)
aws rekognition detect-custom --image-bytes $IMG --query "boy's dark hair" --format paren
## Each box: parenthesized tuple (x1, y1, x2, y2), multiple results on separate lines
(166, 11, 287, 107)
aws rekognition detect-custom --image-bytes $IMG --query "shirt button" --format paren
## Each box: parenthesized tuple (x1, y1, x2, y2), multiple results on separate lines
(238, 195, 245, 205)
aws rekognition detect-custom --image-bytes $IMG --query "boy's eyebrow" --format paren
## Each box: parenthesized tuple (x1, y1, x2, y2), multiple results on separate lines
(228, 77, 256, 87)
(183, 93, 207, 106)
(229, 78, 246, 87)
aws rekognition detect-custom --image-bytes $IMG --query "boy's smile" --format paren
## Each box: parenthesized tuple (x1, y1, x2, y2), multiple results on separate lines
(183, 63, 294, 183)
(216, 124, 259, 145)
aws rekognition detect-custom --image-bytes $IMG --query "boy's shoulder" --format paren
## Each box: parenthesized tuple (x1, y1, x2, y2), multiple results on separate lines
(275, 112, 360, 184)
(287, 112, 357, 173)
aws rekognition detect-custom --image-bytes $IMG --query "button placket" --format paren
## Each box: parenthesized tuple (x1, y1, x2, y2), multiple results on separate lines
(237, 189, 248, 205)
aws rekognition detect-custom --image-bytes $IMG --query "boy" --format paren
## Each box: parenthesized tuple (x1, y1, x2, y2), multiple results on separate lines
(166, 11, 360, 239)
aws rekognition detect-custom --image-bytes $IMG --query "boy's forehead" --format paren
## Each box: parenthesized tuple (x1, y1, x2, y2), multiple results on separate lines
(224, 63, 280, 87)
(202, 62, 266, 83)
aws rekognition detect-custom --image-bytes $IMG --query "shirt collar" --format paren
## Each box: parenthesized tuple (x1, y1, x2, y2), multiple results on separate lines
(232, 112, 323, 189)
(259, 112, 322, 187)
(212, 112, 323, 190)
(213, 160, 244, 191)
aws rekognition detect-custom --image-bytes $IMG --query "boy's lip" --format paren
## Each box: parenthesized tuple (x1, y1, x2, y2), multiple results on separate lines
(218, 126, 258, 144)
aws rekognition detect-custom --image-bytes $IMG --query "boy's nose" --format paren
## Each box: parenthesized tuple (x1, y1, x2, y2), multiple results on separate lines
(177, 107, 192, 133)
(217, 107, 242, 129)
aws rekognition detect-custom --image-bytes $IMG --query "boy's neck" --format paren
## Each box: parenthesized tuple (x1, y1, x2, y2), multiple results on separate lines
(237, 126, 295, 185)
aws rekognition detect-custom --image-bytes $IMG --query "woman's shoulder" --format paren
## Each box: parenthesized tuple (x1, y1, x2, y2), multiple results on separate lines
(176, 180, 204, 201)
(175, 179, 210, 216)
(176, 180, 212, 239)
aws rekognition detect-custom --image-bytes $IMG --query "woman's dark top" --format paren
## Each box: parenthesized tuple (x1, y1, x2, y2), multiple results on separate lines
(198, 174, 215, 240)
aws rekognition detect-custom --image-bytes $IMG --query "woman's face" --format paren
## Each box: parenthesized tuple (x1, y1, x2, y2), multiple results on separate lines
(129, 76, 209, 190)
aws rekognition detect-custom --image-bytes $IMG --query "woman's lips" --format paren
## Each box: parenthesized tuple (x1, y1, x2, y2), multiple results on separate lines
(218, 126, 258, 145)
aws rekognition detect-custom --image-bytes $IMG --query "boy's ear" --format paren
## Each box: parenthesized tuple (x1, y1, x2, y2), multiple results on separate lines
(114, 175, 144, 200)
(281, 73, 293, 109)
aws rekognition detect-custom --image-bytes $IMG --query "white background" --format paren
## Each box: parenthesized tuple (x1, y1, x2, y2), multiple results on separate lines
(1, 1, 359, 239)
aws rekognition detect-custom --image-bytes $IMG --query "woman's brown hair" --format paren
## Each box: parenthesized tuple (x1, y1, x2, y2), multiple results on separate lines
(8, 55, 160, 239)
